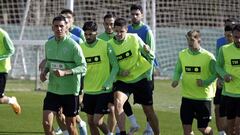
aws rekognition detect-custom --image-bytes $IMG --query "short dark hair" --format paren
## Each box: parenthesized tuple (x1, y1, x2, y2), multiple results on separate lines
(224, 25, 233, 32)
(232, 24, 240, 33)
(52, 15, 67, 24)
(130, 4, 143, 13)
(224, 18, 239, 25)
(104, 13, 116, 21)
(82, 21, 98, 31)
(60, 9, 74, 16)
(186, 29, 200, 37)
(114, 18, 127, 27)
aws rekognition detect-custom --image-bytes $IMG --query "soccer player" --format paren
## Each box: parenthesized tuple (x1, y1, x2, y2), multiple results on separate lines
(60, 9, 85, 42)
(0, 28, 21, 115)
(127, 4, 156, 134)
(98, 13, 118, 134)
(40, 15, 87, 135)
(109, 18, 160, 135)
(171, 30, 216, 135)
(81, 21, 119, 135)
(215, 24, 240, 135)
(214, 18, 237, 135)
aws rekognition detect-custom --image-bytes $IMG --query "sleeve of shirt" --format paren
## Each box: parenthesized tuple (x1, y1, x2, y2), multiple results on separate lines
(137, 36, 154, 60)
(215, 47, 228, 78)
(71, 44, 87, 75)
(103, 44, 119, 88)
(146, 30, 155, 53)
(80, 31, 86, 42)
(0, 35, 15, 61)
(172, 57, 182, 81)
(202, 59, 217, 86)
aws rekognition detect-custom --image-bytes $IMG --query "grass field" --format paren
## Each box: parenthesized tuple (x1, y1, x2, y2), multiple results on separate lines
(0, 79, 217, 135)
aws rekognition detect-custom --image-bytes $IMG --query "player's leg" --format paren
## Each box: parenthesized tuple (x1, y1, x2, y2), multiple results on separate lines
(180, 98, 194, 135)
(133, 78, 159, 135)
(196, 100, 213, 135)
(107, 92, 117, 134)
(55, 108, 69, 135)
(42, 110, 56, 135)
(225, 96, 237, 135)
(62, 95, 80, 135)
(42, 92, 60, 135)
(76, 114, 87, 135)
(214, 80, 227, 135)
(94, 114, 109, 134)
(93, 93, 113, 134)
(144, 78, 155, 134)
(123, 100, 139, 133)
(113, 80, 131, 135)
(0, 73, 21, 114)
(87, 114, 100, 135)
(76, 75, 88, 135)
(81, 94, 99, 135)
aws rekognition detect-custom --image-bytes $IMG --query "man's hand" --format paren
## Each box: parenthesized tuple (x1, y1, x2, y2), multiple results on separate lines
(54, 69, 65, 77)
(196, 79, 204, 87)
(224, 74, 232, 83)
(40, 72, 47, 82)
(119, 70, 130, 77)
(143, 44, 151, 53)
(171, 81, 178, 88)
(39, 59, 46, 72)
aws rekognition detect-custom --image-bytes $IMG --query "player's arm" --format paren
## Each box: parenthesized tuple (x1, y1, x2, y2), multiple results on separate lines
(215, 47, 232, 82)
(55, 44, 87, 77)
(146, 29, 155, 52)
(0, 35, 15, 61)
(171, 57, 182, 87)
(198, 59, 217, 87)
(137, 36, 154, 60)
(71, 44, 87, 75)
(102, 44, 119, 89)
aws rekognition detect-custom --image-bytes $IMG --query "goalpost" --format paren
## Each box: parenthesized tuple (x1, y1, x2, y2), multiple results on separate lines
(1, 0, 240, 90)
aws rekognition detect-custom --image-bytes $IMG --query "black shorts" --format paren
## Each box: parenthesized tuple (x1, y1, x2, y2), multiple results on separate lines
(43, 92, 79, 117)
(225, 96, 240, 119)
(0, 73, 8, 98)
(113, 78, 153, 105)
(81, 93, 112, 115)
(79, 75, 85, 95)
(219, 95, 227, 117)
(180, 98, 212, 128)
(213, 87, 222, 105)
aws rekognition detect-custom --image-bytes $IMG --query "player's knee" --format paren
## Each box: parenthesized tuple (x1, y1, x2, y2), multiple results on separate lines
(42, 120, 52, 130)
(198, 127, 212, 135)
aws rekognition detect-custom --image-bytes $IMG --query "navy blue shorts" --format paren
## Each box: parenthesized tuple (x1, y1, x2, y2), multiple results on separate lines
(113, 78, 153, 105)
(43, 92, 79, 117)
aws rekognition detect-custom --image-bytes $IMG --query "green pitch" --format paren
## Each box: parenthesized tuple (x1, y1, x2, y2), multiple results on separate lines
(0, 80, 217, 135)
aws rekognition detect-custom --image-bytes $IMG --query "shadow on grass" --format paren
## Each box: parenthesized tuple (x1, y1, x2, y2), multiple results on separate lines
(0, 131, 43, 134)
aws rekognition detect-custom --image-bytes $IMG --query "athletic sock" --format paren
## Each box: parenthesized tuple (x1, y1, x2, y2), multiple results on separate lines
(62, 130, 69, 135)
(128, 115, 138, 127)
(219, 131, 226, 135)
(8, 97, 15, 104)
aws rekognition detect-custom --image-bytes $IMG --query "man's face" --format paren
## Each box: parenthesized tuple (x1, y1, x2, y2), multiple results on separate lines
(131, 9, 143, 24)
(186, 31, 201, 51)
(52, 20, 67, 39)
(103, 17, 115, 34)
(224, 31, 234, 43)
(84, 30, 97, 44)
(114, 26, 127, 41)
(232, 30, 240, 47)
(62, 13, 74, 27)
